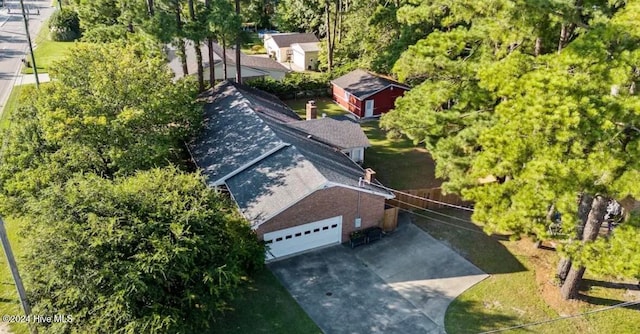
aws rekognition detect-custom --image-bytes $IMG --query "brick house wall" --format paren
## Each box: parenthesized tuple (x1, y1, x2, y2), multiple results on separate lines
(256, 186, 386, 242)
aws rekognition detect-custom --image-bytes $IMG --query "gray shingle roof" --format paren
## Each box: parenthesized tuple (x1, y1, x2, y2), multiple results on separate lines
(190, 81, 393, 224)
(189, 83, 288, 183)
(226, 146, 327, 222)
(168, 41, 288, 77)
(268, 33, 319, 48)
(209, 42, 289, 72)
(288, 117, 370, 149)
(291, 42, 320, 52)
(331, 69, 409, 99)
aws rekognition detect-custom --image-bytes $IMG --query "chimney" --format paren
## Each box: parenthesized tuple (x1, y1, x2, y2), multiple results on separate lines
(364, 168, 376, 184)
(306, 100, 317, 120)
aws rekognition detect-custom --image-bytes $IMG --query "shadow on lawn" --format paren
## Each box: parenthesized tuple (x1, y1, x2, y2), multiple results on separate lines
(579, 294, 640, 310)
(446, 299, 523, 334)
(580, 279, 640, 291)
(412, 209, 527, 275)
(361, 122, 442, 190)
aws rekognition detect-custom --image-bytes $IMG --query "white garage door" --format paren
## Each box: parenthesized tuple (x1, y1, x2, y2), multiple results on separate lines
(264, 216, 342, 260)
(292, 50, 306, 70)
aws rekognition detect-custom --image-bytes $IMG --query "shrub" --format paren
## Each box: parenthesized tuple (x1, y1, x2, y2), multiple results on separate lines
(49, 9, 80, 41)
(81, 24, 128, 43)
(247, 72, 330, 99)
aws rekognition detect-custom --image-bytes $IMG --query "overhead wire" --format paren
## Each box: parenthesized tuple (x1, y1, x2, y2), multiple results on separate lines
(478, 300, 640, 333)
(367, 181, 475, 212)
(384, 201, 487, 235)
(384, 195, 640, 333)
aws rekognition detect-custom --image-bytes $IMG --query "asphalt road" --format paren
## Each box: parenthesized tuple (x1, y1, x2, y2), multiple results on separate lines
(0, 0, 55, 115)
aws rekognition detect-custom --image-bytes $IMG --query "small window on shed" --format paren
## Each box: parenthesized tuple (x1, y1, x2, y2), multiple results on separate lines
(344, 91, 350, 101)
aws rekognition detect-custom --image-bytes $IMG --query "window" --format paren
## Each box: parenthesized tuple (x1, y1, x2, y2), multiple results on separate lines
(295, 232, 302, 237)
(313, 228, 320, 233)
(276, 237, 283, 242)
(265, 240, 273, 244)
(344, 91, 350, 101)
(331, 224, 338, 229)
(322, 226, 329, 230)
(304, 231, 311, 235)
(285, 235, 292, 240)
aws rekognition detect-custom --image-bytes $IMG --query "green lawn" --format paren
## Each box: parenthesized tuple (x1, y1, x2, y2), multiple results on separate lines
(1, 84, 37, 129)
(286, 96, 345, 117)
(213, 269, 321, 334)
(22, 19, 76, 74)
(0, 218, 29, 334)
(241, 33, 267, 55)
(412, 209, 640, 334)
(360, 121, 441, 190)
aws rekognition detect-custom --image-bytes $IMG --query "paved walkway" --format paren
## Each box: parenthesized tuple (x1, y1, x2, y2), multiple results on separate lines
(269, 215, 488, 333)
(14, 73, 50, 85)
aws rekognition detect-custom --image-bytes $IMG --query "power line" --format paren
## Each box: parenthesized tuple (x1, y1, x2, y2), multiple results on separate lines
(478, 300, 640, 334)
(387, 196, 476, 224)
(368, 181, 475, 212)
(385, 202, 487, 235)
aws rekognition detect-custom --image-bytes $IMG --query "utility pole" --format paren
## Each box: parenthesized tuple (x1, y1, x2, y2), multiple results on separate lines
(58, 0, 62, 10)
(20, 0, 39, 88)
(234, 0, 242, 84)
(0, 218, 37, 334)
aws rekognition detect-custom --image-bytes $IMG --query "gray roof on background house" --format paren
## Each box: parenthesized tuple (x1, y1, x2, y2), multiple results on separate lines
(208, 42, 289, 72)
(167, 41, 288, 78)
(331, 69, 409, 99)
(190, 81, 393, 225)
(268, 33, 319, 48)
(291, 42, 321, 52)
(288, 117, 370, 149)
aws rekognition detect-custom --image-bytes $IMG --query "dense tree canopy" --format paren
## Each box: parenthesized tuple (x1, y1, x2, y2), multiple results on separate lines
(0, 42, 265, 332)
(0, 43, 199, 214)
(382, 0, 640, 298)
(23, 168, 264, 334)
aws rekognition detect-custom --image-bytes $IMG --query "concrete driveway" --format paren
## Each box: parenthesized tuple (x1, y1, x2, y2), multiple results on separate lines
(269, 216, 488, 333)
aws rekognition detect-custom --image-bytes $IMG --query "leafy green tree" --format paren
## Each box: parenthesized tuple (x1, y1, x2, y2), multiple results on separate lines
(23, 168, 264, 333)
(49, 8, 81, 41)
(273, 0, 324, 34)
(72, 0, 121, 31)
(208, 0, 242, 80)
(0, 44, 200, 214)
(382, 0, 640, 299)
(323, 0, 430, 74)
(244, 0, 276, 29)
(185, 0, 208, 90)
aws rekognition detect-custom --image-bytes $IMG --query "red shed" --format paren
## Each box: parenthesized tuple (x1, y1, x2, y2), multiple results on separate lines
(331, 69, 410, 118)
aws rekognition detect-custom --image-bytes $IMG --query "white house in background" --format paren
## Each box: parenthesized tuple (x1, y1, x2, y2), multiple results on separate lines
(291, 42, 320, 71)
(263, 33, 320, 64)
(168, 41, 289, 81)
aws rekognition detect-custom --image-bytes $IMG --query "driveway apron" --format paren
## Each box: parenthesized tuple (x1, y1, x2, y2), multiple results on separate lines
(269, 217, 488, 334)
